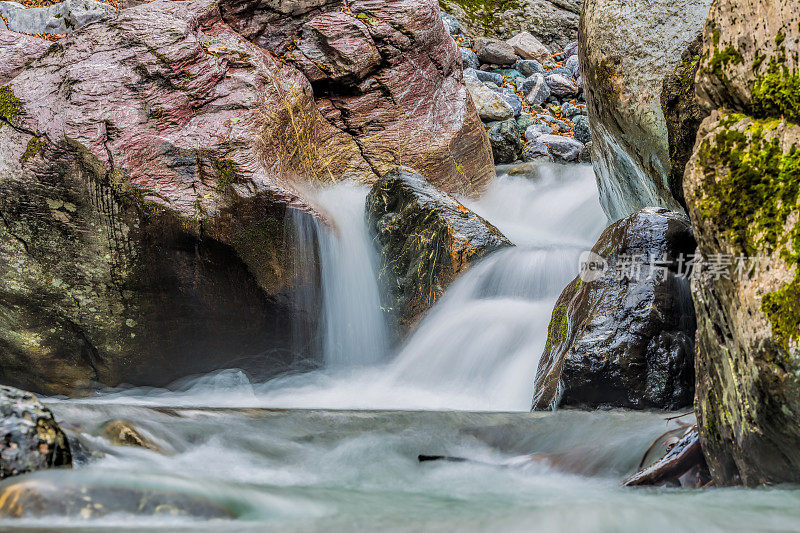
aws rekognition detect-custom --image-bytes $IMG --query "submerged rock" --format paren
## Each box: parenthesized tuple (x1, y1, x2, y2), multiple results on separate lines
(580, 0, 712, 220)
(366, 168, 512, 330)
(101, 420, 161, 452)
(0, 386, 71, 479)
(533, 208, 696, 410)
(624, 425, 710, 488)
(0, 478, 233, 519)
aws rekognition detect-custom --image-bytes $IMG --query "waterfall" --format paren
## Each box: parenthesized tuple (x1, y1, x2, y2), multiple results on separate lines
(89, 164, 607, 411)
(289, 183, 390, 368)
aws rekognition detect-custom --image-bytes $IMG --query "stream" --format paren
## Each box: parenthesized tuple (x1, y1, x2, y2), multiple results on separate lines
(4, 164, 800, 531)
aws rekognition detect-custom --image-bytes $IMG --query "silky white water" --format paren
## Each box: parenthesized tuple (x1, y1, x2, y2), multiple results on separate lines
(84, 163, 606, 411)
(12, 164, 800, 532)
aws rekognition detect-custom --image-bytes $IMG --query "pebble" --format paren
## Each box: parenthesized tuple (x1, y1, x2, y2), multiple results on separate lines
(474, 37, 518, 66)
(515, 59, 544, 77)
(545, 73, 579, 98)
(488, 119, 523, 164)
(460, 47, 480, 70)
(441, 13, 461, 35)
(563, 41, 579, 58)
(565, 55, 580, 77)
(573, 115, 592, 144)
(525, 123, 550, 141)
(521, 73, 550, 106)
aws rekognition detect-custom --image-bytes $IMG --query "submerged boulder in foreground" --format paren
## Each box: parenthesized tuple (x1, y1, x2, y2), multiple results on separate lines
(0, 478, 232, 519)
(366, 168, 512, 331)
(533, 207, 696, 410)
(580, 0, 711, 220)
(0, 386, 71, 479)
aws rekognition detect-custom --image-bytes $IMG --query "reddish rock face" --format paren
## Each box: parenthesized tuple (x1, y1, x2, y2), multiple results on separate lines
(220, 0, 495, 195)
(0, 0, 493, 394)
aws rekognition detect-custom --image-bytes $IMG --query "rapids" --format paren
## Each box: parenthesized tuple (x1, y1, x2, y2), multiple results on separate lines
(8, 164, 795, 533)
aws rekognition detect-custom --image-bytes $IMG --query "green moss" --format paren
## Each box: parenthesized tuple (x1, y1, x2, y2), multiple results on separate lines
(697, 117, 800, 352)
(20, 135, 47, 165)
(0, 85, 23, 121)
(705, 45, 743, 81)
(212, 158, 238, 192)
(544, 303, 568, 353)
(439, 0, 522, 32)
(751, 56, 800, 124)
(776, 31, 786, 46)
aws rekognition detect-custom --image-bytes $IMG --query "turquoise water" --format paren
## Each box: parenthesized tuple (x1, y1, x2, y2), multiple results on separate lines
(2, 405, 798, 532)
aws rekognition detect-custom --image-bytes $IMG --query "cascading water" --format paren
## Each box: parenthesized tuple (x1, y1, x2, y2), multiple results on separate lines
(93, 164, 606, 410)
(289, 184, 390, 369)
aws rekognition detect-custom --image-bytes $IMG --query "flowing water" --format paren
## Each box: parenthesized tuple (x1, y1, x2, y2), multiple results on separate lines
(5, 164, 800, 531)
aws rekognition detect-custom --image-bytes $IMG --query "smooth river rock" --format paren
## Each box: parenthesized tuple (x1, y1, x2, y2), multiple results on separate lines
(366, 167, 512, 331)
(580, 0, 712, 220)
(533, 208, 696, 410)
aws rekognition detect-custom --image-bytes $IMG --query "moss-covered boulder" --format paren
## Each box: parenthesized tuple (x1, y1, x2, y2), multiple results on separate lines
(580, 0, 712, 220)
(366, 167, 512, 331)
(439, 0, 581, 49)
(0, 0, 495, 395)
(684, 0, 800, 486)
(0, 386, 71, 479)
(532, 207, 696, 410)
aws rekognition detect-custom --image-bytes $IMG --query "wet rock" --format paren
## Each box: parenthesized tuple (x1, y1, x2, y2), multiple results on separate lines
(474, 37, 518, 65)
(0, 386, 71, 479)
(544, 73, 578, 97)
(537, 134, 583, 162)
(533, 207, 696, 410)
(572, 115, 591, 144)
(0, 478, 233, 519)
(686, 115, 800, 485)
(101, 420, 161, 452)
(441, 12, 461, 34)
(522, 73, 551, 106)
(624, 426, 710, 488)
(0, 0, 115, 34)
(366, 168, 512, 330)
(506, 31, 551, 62)
(460, 47, 480, 70)
(465, 76, 515, 121)
(578, 141, 592, 163)
(488, 119, 523, 164)
(515, 59, 544, 77)
(522, 140, 551, 162)
(516, 113, 541, 133)
(0, 0, 494, 395)
(439, 0, 582, 50)
(525, 123, 550, 141)
(580, 0, 711, 220)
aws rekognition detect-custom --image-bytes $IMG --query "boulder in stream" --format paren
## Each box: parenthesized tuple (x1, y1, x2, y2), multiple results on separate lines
(366, 167, 512, 331)
(684, 0, 800, 487)
(0, 0, 493, 395)
(0, 386, 71, 479)
(580, 0, 712, 220)
(533, 208, 696, 410)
